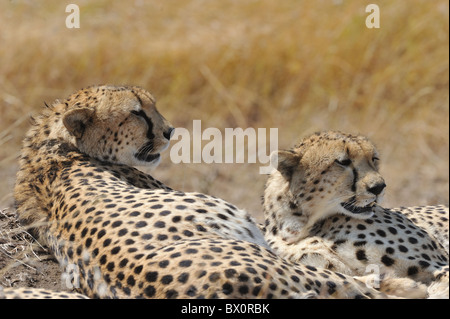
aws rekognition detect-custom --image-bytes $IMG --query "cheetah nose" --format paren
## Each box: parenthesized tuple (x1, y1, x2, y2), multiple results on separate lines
(163, 127, 175, 140)
(368, 182, 386, 196)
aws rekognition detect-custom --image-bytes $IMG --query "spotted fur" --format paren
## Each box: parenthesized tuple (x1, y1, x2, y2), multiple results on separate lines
(13, 87, 387, 299)
(0, 286, 88, 299)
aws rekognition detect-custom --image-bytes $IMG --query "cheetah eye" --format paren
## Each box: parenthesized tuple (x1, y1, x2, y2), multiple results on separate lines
(372, 156, 380, 162)
(131, 110, 146, 117)
(335, 158, 352, 167)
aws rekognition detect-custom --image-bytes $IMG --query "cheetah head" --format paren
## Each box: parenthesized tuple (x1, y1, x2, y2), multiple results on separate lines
(264, 131, 386, 243)
(61, 85, 174, 168)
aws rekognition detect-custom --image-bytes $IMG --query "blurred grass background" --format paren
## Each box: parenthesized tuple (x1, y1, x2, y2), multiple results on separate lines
(0, 0, 448, 221)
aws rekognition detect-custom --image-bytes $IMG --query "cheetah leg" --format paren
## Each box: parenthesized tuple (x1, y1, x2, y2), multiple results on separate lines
(275, 237, 353, 274)
(276, 237, 429, 298)
(427, 267, 449, 299)
(354, 274, 428, 299)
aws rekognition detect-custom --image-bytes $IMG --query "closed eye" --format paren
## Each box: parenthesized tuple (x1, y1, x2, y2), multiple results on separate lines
(131, 110, 146, 117)
(335, 158, 352, 166)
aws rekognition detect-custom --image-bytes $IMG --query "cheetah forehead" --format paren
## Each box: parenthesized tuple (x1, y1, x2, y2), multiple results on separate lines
(293, 130, 377, 158)
(58, 85, 155, 113)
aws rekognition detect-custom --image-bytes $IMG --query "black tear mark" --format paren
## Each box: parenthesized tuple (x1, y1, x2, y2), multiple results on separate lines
(131, 91, 155, 140)
(351, 168, 358, 192)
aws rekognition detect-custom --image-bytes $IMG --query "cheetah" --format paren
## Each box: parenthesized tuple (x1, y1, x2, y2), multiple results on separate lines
(13, 86, 388, 299)
(263, 131, 449, 298)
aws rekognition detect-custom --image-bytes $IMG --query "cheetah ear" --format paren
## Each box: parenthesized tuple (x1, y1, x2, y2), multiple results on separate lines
(63, 108, 94, 139)
(270, 150, 301, 180)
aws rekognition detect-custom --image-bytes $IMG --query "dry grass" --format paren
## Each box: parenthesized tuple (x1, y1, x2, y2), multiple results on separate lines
(0, 0, 448, 220)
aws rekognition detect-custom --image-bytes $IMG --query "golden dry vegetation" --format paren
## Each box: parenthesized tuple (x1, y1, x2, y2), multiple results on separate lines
(0, 0, 448, 222)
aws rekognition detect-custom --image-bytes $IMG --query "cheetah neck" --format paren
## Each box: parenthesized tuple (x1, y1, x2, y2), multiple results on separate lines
(263, 172, 327, 246)
(17, 104, 81, 180)
(14, 105, 84, 239)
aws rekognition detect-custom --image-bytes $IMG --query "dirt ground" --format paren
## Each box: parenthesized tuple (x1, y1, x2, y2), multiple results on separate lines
(0, 209, 70, 293)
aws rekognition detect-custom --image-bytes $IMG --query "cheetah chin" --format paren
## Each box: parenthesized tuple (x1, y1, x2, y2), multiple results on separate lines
(135, 151, 161, 163)
(340, 198, 375, 218)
